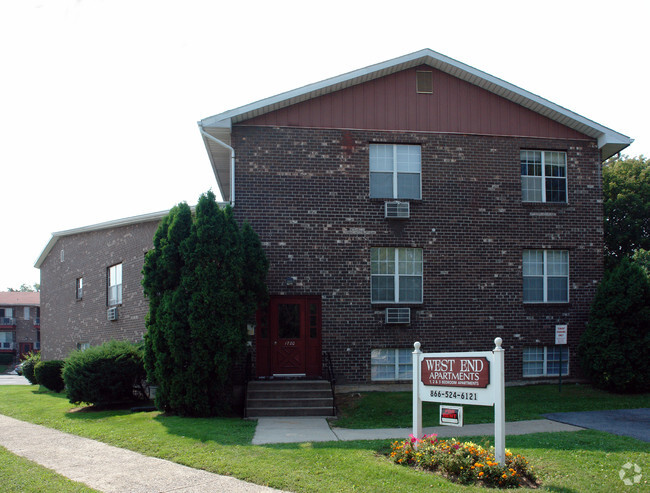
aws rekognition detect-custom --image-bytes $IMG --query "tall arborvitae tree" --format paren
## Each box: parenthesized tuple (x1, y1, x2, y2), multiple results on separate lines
(142, 203, 193, 412)
(143, 191, 268, 416)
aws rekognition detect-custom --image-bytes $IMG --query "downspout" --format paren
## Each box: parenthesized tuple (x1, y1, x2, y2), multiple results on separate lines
(198, 122, 235, 207)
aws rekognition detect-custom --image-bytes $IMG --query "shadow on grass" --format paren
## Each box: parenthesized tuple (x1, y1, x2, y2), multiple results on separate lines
(152, 413, 256, 446)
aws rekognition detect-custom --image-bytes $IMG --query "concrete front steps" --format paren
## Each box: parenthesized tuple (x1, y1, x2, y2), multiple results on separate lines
(246, 380, 335, 417)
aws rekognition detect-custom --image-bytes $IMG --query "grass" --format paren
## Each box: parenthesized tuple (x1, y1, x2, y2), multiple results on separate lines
(0, 364, 9, 373)
(333, 383, 650, 428)
(0, 385, 648, 492)
(0, 445, 98, 492)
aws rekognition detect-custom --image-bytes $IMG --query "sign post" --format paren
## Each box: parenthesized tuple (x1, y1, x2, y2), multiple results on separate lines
(555, 325, 567, 393)
(413, 338, 506, 464)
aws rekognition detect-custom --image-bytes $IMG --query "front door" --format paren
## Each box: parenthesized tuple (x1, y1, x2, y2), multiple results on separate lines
(256, 296, 322, 377)
(19, 342, 33, 359)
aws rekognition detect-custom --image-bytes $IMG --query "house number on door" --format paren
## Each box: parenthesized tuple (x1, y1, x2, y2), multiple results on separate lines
(284, 341, 296, 346)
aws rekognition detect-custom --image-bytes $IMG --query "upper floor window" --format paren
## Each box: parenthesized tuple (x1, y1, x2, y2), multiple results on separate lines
(371, 247, 423, 303)
(521, 150, 567, 203)
(523, 250, 569, 303)
(76, 277, 83, 301)
(107, 264, 122, 306)
(370, 144, 421, 199)
(23, 307, 30, 320)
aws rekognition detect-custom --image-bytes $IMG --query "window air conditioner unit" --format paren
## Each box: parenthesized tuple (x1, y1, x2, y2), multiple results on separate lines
(385, 307, 410, 324)
(384, 201, 410, 219)
(107, 307, 118, 321)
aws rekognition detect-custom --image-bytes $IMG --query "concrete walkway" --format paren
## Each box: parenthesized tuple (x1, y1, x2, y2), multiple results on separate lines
(252, 417, 584, 444)
(0, 414, 285, 493)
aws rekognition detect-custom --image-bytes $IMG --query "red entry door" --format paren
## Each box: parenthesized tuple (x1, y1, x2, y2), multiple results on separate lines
(256, 296, 322, 377)
(19, 342, 33, 359)
(272, 300, 304, 375)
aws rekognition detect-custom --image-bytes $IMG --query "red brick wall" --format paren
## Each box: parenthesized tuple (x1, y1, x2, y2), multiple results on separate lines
(232, 125, 603, 383)
(40, 221, 159, 360)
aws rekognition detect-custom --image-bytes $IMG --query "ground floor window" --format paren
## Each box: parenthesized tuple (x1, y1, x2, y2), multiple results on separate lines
(0, 331, 15, 349)
(523, 346, 569, 377)
(77, 342, 91, 351)
(371, 348, 413, 381)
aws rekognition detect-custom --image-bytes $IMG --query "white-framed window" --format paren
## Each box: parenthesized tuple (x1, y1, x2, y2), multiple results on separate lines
(523, 250, 569, 303)
(370, 144, 421, 199)
(371, 348, 413, 381)
(107, 264, 122, 306)
(23, 307, 30, 320)
(77, 342, 90, 351)
(521, 150, 567, 203)
(523, 346, 569, 377)
(76, 277, 83, 301)
(371, 247, 423, 303)
(0, 331, 15, 349)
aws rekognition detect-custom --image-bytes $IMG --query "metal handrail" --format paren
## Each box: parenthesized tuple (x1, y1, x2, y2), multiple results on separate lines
(323, 351, 337, 416)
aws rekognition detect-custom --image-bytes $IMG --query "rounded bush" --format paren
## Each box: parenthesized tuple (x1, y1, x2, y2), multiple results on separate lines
(34, 360, 65, 392)
(578, 257, 650, 392)
(21, 352, 41, 385)
(63, 340, 146, 406)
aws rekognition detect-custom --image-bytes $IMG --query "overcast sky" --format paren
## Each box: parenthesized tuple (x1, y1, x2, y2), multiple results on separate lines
(1, 0, 648, 290)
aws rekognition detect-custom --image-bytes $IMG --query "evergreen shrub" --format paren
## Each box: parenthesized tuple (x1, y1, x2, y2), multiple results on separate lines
(578, 258, 650, 392)
(21, 351, 41, 385)
(34, 360, 65, 392)
(63, 341, 147, 406)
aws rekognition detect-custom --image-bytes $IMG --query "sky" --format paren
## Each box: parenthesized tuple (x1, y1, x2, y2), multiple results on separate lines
(1, 0, 648, 290)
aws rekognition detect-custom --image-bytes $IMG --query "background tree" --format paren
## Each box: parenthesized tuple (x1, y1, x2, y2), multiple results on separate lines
(6, 283, 40, 292)
(603, 155, 650, 266)
(578, 257, 650, 392)
(143, 191, 268, 416)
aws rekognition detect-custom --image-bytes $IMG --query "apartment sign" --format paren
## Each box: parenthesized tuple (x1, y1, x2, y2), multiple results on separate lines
(421, 357, 490, 388)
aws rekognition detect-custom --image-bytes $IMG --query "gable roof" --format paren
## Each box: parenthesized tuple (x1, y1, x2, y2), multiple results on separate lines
(0, 291, 40, 306)
(199, 48, 633, 202)
(34, 209, 172, 269)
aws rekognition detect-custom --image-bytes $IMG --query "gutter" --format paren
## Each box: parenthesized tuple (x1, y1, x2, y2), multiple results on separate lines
(198, 122, 235, 206)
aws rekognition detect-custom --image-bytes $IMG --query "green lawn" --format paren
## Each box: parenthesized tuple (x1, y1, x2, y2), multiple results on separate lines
(0, 364, 9, 374)
(0, 445, 98, 493)
(0, 386, 647, 492)
(333, 384, 650, 428)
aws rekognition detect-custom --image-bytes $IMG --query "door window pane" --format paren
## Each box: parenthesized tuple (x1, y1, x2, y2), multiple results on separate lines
(278, 304, 300, 339)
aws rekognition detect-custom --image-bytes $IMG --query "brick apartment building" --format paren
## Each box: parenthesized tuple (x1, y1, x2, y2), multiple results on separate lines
(198, 49, 632, 384)
(0, 291, 40, 361)
(37, 49, 631, 385)
(35, 212, 164, 360)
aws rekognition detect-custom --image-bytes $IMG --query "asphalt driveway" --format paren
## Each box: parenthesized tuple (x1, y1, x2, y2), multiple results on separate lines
(544, 408, 650, 442)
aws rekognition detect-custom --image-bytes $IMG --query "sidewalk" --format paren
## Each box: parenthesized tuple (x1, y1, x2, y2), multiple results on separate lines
(0, 414, 285, 493)
(252, 417, 584, 444)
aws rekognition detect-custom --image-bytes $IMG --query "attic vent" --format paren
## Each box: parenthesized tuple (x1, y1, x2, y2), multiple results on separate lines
(385, 201, 410, 219)
(107, 307, 118, 321)
(385, 307, 411, 324)
(416, 71, 433, 94)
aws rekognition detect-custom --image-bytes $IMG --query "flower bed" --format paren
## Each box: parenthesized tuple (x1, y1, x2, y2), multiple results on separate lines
(389, 434, 537, 488)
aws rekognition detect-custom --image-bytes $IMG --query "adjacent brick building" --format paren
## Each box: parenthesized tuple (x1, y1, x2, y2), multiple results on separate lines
(198, 49, 632, 384)
(0, 291, 40, 361)
(35, 212, 164, 360)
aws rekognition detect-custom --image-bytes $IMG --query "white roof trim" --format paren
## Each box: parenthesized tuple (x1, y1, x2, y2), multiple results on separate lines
(33, 205, 228, 269)
(199, 48, 632, 157)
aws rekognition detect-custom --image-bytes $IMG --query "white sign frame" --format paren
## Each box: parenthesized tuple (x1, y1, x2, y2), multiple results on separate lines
(555, 324, 568, 345)
(413, 338, 506, 464)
